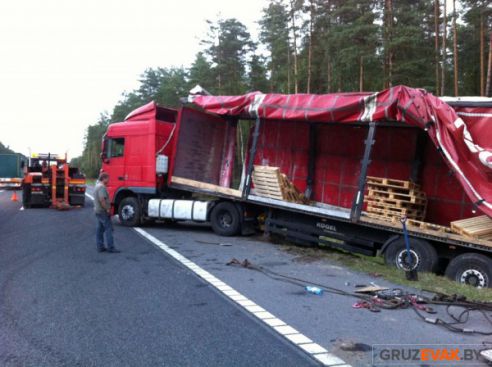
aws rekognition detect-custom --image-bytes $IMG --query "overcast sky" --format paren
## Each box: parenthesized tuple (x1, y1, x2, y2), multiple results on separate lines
(0, 0, 266, 157)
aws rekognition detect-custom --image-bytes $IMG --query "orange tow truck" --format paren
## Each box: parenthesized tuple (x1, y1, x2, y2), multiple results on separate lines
(22, 153, 86, 209)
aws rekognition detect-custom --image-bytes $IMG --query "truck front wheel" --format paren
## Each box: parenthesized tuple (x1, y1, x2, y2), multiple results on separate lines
(210, 202, 241, 236)
(118, 197, 141, 227)
(384, 237, 438, 273)
(445, 253, 492, 288)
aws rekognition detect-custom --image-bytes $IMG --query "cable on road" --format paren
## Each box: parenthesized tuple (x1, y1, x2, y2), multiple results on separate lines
(226, 258, 492, 336)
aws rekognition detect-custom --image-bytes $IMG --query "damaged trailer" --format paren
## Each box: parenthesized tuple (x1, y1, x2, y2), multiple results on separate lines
(101, 85, 492, 288)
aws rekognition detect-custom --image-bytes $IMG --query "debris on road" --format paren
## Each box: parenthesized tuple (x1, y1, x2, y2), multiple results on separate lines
(227, 258, 492, 336)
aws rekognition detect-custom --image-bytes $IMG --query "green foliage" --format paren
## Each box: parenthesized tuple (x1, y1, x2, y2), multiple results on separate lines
(76, 113, 110, 178)
(76, 1, 489, 177)
(202, 18, 254, 94)
(260, 1, 291, 92)
(0, 142, 15, 154)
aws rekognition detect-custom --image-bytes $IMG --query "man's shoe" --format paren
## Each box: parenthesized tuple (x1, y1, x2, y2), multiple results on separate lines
(98, 248, 107, 253)
(107, 248, 121, 253)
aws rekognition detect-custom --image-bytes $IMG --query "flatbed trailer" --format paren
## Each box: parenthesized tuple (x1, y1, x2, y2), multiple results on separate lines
(102, 86, 492, 288)
(0, 153, 26, 189)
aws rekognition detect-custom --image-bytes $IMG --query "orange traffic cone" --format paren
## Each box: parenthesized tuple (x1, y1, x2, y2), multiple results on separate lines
(11, 191, 18, 202)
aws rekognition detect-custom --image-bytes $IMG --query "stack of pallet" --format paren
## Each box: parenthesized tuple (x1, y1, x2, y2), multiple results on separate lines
(451, 215, 492, 241)
(252, 166, 308, 204)
(364, 176, 427, 221)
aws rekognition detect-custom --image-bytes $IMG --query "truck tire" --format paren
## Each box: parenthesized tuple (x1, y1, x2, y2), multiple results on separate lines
(445, 253, 492, 288)
(118, 197, 141, 227)
(210, 202, 241, 236)
(384, 237, 438, 273)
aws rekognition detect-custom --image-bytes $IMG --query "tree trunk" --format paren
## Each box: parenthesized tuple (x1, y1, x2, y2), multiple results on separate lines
(441, 0, 447, 96)
(287, 45, 291, 93)
(307, 0, 314, 93)
(359, 56, 364, 92)
(327, 59, 332, 93)
(480, 12, 485, 96)
(383, 0, 393, 88)
(434, 0, 440, 95)
(289, 0, 299, 94)
(487, 31, 492, 96)
(452, 0, 458, 96)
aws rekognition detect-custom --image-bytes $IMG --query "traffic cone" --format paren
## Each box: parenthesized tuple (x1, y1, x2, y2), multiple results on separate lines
(11, 191, 18, 202)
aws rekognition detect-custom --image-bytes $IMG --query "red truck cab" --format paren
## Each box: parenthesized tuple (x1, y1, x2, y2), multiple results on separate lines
(101, 102, 177, 223)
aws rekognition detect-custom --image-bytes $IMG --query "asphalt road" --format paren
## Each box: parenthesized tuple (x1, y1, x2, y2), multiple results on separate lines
(0, 189, 317, 367)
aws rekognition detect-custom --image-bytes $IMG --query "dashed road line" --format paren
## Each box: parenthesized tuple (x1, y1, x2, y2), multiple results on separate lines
(84, 193, 351, 366)
(133, 227, 351, 367)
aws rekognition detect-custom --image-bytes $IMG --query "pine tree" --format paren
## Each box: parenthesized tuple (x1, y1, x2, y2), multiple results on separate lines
(248, 54, 269, 92)
(259, 1, 291, 92)
(189, 52, 216, 93)
(202, 18, 254, 94)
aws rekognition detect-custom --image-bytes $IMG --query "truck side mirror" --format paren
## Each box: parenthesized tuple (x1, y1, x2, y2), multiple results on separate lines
(100, 152, 109, 164)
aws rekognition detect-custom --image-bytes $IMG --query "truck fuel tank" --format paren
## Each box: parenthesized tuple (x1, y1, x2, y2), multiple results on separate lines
(148, 199, 210, 221)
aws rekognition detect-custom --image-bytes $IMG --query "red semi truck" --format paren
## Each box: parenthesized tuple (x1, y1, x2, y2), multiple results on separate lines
(101, 86, 492, 288)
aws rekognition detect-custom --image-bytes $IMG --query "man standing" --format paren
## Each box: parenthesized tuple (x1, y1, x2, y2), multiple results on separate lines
(94, 172, 120, 253)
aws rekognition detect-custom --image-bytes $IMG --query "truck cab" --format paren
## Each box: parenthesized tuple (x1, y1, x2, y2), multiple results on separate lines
(101, 102, 177, 224)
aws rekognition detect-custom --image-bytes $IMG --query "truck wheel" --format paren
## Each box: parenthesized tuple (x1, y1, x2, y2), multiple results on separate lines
(210, 202, 241, 236)
(384, 237, 438, 273)
(118, 197, 141, 227)
(445, 253, 492, 288)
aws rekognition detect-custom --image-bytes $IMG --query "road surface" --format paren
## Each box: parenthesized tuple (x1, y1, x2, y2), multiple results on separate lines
(0, 190, 318, 367)
(0, 188, 489, 367)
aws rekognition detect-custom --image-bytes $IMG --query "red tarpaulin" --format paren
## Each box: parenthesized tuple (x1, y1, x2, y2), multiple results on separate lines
(190, 86, 492, 218)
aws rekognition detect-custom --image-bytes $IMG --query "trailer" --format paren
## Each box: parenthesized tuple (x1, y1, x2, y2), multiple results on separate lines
(101, 86, 492, 288)
(22, 153, 86, 208)
(0, 153, 26, 189)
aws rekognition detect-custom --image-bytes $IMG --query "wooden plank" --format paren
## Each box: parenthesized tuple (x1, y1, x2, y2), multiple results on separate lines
(406, 219, 453, 234)
(366, 183, 421, 196)
(367, 176, 420, 189)
(450, 215, 492, 239)
(367, 189, 426, 203)
(360, 215, 492, 249)
(365, 197, 426, 209)
(171, 176, 242, 197)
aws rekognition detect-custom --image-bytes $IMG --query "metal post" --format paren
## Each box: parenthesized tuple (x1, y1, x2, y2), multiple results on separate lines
(242, 117, 261, 199)
(410, 130, 427, 183)
(350, 122, 377, 222)
(305, 124, 317, 200)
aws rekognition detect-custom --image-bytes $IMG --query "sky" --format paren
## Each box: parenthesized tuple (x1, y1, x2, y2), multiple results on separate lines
(0, 0, 267, 157)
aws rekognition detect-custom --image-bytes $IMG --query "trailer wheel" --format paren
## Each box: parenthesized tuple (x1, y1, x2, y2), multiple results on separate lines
(118, 197, 141, 227)
(384, 237, 438, 273)
(445, 253, 492, 288)
(210, 202, 241, 236)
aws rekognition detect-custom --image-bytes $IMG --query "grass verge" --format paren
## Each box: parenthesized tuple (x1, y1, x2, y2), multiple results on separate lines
(280, 244, 492, 302)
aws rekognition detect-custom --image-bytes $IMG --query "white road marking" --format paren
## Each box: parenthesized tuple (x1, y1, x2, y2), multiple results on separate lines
(20, 206, 24, 211)
(84, 193, 351, 366)
(133, 227, 351, 366)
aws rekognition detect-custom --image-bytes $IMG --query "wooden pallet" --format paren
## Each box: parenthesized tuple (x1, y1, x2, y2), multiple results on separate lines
(367, 176, 420, 190)
(252, 166, 307, 204)
(451, 215, 492, 239)
(366, 183, 422, 196)
(367, 188, 426, 204)
(365, 197, 426, 210)
(366, 204, 424, 218)
(406, 219, 453, 234)
(364, 176, 427, 221)
(363, 214, 453, 235)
